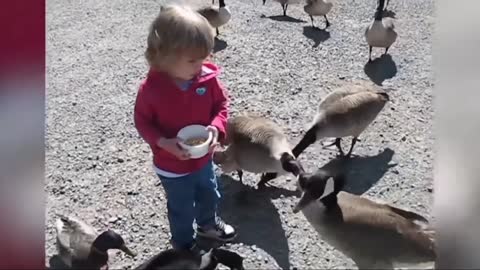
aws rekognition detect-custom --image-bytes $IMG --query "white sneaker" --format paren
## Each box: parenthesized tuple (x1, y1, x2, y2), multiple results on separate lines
(196, 218, 237, 242)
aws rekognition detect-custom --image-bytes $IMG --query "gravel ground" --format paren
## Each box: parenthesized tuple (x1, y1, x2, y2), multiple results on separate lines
(46, 0, 435, 269)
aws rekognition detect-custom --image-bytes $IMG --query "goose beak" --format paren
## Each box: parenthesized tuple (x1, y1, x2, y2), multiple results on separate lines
(120, 244, 137, 257)
(293, 191, 315, 213)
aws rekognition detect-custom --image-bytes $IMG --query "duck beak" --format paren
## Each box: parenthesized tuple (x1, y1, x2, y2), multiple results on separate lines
(120, 244, 137, 257)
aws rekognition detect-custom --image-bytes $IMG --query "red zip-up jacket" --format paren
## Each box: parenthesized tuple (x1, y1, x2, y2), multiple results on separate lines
(134, 62, 229, 174)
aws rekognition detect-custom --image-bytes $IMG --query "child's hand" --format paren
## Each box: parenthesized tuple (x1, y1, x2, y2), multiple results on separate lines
(207, 125, 219, 153)
(157, 137, 190, 160)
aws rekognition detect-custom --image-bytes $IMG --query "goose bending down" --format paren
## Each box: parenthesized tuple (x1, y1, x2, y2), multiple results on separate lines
(55, 215, 136, 269)
(304, 0, 333, 28)
(213, 113, 304, 188)
(296, 80, 389, 158)
(133, 247, 245, 270)
(260, 80, 389, 183)
(293, 169, 436, 269)
(198, 0, 231, 37)
(365, 0, 397, 62)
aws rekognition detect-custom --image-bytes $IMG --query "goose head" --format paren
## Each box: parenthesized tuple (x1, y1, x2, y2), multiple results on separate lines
(280, 152, 305, 176)
(212, 148, 237, 173)
(209, 248, 245, 270)
(92, 230, 137, 257)
(293, 170, 345, 213)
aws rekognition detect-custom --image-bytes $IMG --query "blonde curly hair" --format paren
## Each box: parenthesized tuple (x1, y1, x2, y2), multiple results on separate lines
(145, 4, 215, 71)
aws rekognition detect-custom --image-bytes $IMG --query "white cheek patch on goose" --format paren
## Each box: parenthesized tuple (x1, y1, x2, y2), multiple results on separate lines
(199, 249, 213, 269)
(320, 177, 335, 200)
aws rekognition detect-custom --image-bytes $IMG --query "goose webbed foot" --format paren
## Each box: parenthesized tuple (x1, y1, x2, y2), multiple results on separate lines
(345, 137, 359, 157)
(258, 172, 276, 188)
(281, 3, 288, 16)
(324, 15, 331, 28)
(322, 138, 344, 156)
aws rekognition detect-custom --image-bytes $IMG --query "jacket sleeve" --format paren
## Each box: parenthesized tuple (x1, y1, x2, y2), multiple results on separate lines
(210, 77, 229, 144)
(134, 83, 164, 146)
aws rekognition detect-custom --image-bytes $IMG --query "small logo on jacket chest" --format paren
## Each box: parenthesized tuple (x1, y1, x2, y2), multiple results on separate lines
(195, 87, 207, 96)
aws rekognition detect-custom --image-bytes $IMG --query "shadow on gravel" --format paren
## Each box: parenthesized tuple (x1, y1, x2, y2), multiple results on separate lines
(315, 147, 397, 195)
(302, 26, 331, 48)
(263, 14, 307, 23)
(215, 175, 293, 270)
(48, 255, 70, 269)
(214, 38, 228, 53)
(364, 54, 397, 86)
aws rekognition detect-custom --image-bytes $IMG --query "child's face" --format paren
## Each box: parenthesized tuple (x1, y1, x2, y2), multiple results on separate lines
(169, 53, 209, 81)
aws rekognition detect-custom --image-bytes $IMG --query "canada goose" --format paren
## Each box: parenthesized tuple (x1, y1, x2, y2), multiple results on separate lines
(259, 81, 389, 184)
(134, 247, 245, 270)
(304, 0, 333, 28)
(213, 114, 304, 188)
(297, 80, 389, 158)
(55, 215, 136, 269)
(365, 0, 397, 62)
(198, 0, 231, 37)
(293, 169, 436, 269)
(262, 0, 301, 17)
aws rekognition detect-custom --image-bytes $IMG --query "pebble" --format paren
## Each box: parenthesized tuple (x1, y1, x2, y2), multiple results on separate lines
(109, 217, 118, 223)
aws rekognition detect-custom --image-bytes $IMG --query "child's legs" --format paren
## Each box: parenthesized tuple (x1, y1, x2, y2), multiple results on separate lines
(194, 160, 221, 229)
(158, 174, 196, 249)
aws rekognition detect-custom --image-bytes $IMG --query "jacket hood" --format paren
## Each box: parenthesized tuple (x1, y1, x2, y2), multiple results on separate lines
(146, 62, 221, 86)
(197, 61, 221, 83)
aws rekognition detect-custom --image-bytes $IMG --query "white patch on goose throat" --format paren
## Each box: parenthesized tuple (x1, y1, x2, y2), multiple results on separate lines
(218, 7, 231, 23)
(319, 178, 335, 200)
(55, 219, 64, 233)
(199, 250, 213, 269)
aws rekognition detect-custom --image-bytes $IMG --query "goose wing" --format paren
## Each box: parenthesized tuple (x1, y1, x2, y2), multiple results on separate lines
(56, 215, 98, 259)
(317, 89, 388, 136)
(227, 114, 286, 146)
(197, 6, 219, 21)
(319, 81, 379, 111)
(334, 192, 436, 259)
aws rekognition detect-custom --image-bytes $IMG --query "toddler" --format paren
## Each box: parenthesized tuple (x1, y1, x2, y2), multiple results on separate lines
(133, 4, 236, 253)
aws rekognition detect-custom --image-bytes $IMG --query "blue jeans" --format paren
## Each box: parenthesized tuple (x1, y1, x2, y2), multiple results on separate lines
(157, 160, 221, 250)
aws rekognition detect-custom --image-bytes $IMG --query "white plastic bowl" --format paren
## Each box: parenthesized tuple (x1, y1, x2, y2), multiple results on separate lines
(177, 125, 213, 159)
